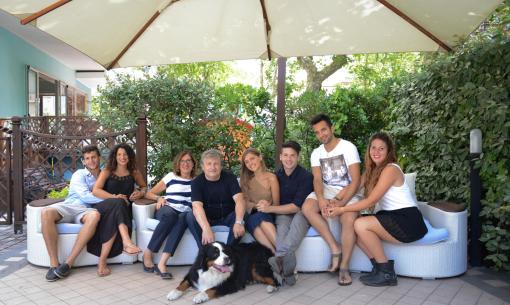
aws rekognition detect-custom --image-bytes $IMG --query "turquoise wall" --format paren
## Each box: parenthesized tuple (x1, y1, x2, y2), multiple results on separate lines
(0, 26, 91, 118)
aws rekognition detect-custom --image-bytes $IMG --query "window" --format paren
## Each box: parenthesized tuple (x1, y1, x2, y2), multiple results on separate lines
(27, 66, 88, 116)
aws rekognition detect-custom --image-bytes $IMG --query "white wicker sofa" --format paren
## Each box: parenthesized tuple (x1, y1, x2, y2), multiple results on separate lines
(26, 199, 137, 267)
(133, 200, 466, 279)
(349, 201, 467, 279)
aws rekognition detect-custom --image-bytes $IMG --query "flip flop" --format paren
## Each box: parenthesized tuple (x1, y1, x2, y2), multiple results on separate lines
(338, 268, 352, 286)
(123, 244, 142, 255)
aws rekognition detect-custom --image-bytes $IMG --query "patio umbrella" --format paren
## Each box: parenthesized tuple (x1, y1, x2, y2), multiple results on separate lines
(0, 0, 503, 70)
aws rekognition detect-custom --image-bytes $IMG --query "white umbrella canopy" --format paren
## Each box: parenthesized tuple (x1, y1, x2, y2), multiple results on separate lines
(0, 0, 503, 70)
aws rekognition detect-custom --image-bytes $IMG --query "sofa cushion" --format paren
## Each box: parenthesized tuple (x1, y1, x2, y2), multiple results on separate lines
(306, 227, 320, 237)
(404, 172, 417, 202)
(411, 219, 449, 245)
(57, 223, 83, 234)
(145, 218, 230, 233)
(38, 220, 136, 234)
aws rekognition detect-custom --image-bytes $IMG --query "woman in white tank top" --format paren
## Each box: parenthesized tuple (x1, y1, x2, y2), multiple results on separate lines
(327, 132, 427, 287)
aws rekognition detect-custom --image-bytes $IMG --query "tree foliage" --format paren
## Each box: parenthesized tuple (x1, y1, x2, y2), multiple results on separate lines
(92, 73, 253, 182)
(389, 37, 510, 270)
(157, 62, 233, 85)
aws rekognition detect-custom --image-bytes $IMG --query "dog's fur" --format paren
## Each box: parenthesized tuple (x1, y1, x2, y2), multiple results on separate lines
(167, 242, 279, 304)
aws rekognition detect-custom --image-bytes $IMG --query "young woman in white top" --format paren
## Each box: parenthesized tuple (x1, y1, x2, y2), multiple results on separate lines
(327, 132, 427, 286)
(142, 151, 197, 279)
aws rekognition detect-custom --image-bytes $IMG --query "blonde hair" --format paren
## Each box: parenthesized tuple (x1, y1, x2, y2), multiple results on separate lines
(240, 148, 267, 193)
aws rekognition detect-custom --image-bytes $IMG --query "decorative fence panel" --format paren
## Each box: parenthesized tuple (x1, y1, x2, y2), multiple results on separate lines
(0, 136, 11, 225)
(10, 116, 147, 233)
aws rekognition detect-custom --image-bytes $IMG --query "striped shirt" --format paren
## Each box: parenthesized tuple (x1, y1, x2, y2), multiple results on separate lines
(162, 172, 192, 212)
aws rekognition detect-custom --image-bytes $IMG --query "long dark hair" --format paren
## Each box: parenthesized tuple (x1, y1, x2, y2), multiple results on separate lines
(106, 143, 137, 174)
(363, 132, 397, 197)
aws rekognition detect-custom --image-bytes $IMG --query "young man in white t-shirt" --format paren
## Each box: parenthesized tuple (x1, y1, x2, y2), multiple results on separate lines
(302, 114, 361, 286)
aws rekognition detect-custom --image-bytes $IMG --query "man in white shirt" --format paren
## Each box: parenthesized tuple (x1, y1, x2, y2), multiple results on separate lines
(41, 145, 103, 281)
(302, 114, 361, 286)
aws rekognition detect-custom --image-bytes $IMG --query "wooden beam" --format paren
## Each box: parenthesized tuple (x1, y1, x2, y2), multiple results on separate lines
(259, 0, 272, 60)
(274, 57, 287, 167)
(21, 0, 71, 25)
(377, 0, 452, 52)
(107, 11, 161, 70)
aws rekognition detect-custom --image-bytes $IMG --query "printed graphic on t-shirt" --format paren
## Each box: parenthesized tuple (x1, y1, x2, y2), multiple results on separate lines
(320, 155, 350, 187)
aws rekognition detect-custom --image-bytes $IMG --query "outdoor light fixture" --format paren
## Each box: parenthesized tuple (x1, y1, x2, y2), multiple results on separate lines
(469, 128, 483, 267)
(470, 129, 482, 154)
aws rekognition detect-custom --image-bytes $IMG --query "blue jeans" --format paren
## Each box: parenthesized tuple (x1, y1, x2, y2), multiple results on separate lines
(186, 211, 248, 248)
(147, 206, 189, 254)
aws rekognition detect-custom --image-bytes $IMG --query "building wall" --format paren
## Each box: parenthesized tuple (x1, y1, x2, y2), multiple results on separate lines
(0, 26, 90, 118)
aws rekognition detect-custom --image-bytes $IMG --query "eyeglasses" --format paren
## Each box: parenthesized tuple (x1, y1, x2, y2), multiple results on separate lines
(180, 159, 193, 164)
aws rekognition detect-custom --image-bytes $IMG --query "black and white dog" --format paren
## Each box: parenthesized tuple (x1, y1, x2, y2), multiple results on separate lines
(167, 241, 279, 304)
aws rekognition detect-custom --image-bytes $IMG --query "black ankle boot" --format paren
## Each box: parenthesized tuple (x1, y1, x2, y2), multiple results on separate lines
(360, 260, 397, 287)
(360, 258, 377, 281)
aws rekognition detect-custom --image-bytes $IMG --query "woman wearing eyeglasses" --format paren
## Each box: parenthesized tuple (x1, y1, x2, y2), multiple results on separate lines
(142, 151, 197, 279)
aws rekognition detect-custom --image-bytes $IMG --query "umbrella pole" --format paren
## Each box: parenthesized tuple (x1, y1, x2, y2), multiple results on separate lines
(275, 57, 287, 167)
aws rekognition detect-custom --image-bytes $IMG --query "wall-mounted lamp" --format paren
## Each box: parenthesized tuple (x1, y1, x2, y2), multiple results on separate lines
(470, 129, 482, 154)
(469, 128, 483, 267)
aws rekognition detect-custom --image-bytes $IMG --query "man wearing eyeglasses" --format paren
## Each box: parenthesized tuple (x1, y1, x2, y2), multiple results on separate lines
(41, 145, 103, 281)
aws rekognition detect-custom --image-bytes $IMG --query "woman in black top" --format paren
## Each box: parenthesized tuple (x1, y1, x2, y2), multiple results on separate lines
(88, 143, 146, 276)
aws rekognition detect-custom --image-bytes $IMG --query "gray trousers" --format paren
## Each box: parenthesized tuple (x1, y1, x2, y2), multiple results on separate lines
(275, 212, 310, 257)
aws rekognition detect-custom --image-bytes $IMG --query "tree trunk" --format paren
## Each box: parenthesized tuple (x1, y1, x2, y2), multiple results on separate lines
(296, 55, 349, 91)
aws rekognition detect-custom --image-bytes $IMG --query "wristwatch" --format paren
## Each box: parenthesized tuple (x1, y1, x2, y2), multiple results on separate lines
(235, 220, 245, 226)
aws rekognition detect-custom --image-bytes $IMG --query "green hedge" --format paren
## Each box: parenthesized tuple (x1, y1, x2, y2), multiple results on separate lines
(389, 38, 510, 270)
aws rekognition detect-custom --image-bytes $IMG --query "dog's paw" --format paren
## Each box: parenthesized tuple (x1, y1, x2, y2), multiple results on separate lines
(266, 285, 279, 294)
(193, 291, 210, 304)
(167, 289, 184, 301)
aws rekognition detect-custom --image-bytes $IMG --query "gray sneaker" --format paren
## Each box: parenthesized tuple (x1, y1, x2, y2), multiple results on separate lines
(282, 253, 296, 277)
(54, 263, 71, 279)
(284, 273, 298, 286)
(268, 256, 284, 286)
(45, 267, 59, 282)
(282, 253, 297, 286)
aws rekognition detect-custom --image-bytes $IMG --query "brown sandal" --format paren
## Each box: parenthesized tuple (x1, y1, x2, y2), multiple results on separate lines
(123, 244, 141, 255)
(338, 268, 352, 286)
(328, 253, 342, 273)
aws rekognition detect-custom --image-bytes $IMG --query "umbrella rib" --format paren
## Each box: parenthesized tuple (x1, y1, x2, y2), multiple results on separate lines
(20, 0, 71, 25)
(376, 0, 452, 52)
(107, 11, 161, 70)
(259, 0, 272, 60)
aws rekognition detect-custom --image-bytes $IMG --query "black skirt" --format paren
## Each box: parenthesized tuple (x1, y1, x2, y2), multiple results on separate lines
(375, 207, 428, 243)
(87, 198, 132, 258)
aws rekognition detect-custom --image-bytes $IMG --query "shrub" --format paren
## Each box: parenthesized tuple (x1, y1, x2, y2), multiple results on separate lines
(389, 37, 510, 270)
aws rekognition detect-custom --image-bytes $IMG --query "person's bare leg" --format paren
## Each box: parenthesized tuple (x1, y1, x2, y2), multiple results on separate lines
(356, 237, 374, 259)
(338, 211, 357, 285)
(158, 252, 172, 273)
(355, 216, 400, 262)
(253, 227, 275, 253)
(98, 234, 116, 276)
(118, 223, 141, 252)
(65, 211, 100, 267)
(143, 249, 154, 268)
(302, 199, 340, 254)
(41, 208, 63, 267)
(260, 221, 277, 249)
(339, 211, 357, 269)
